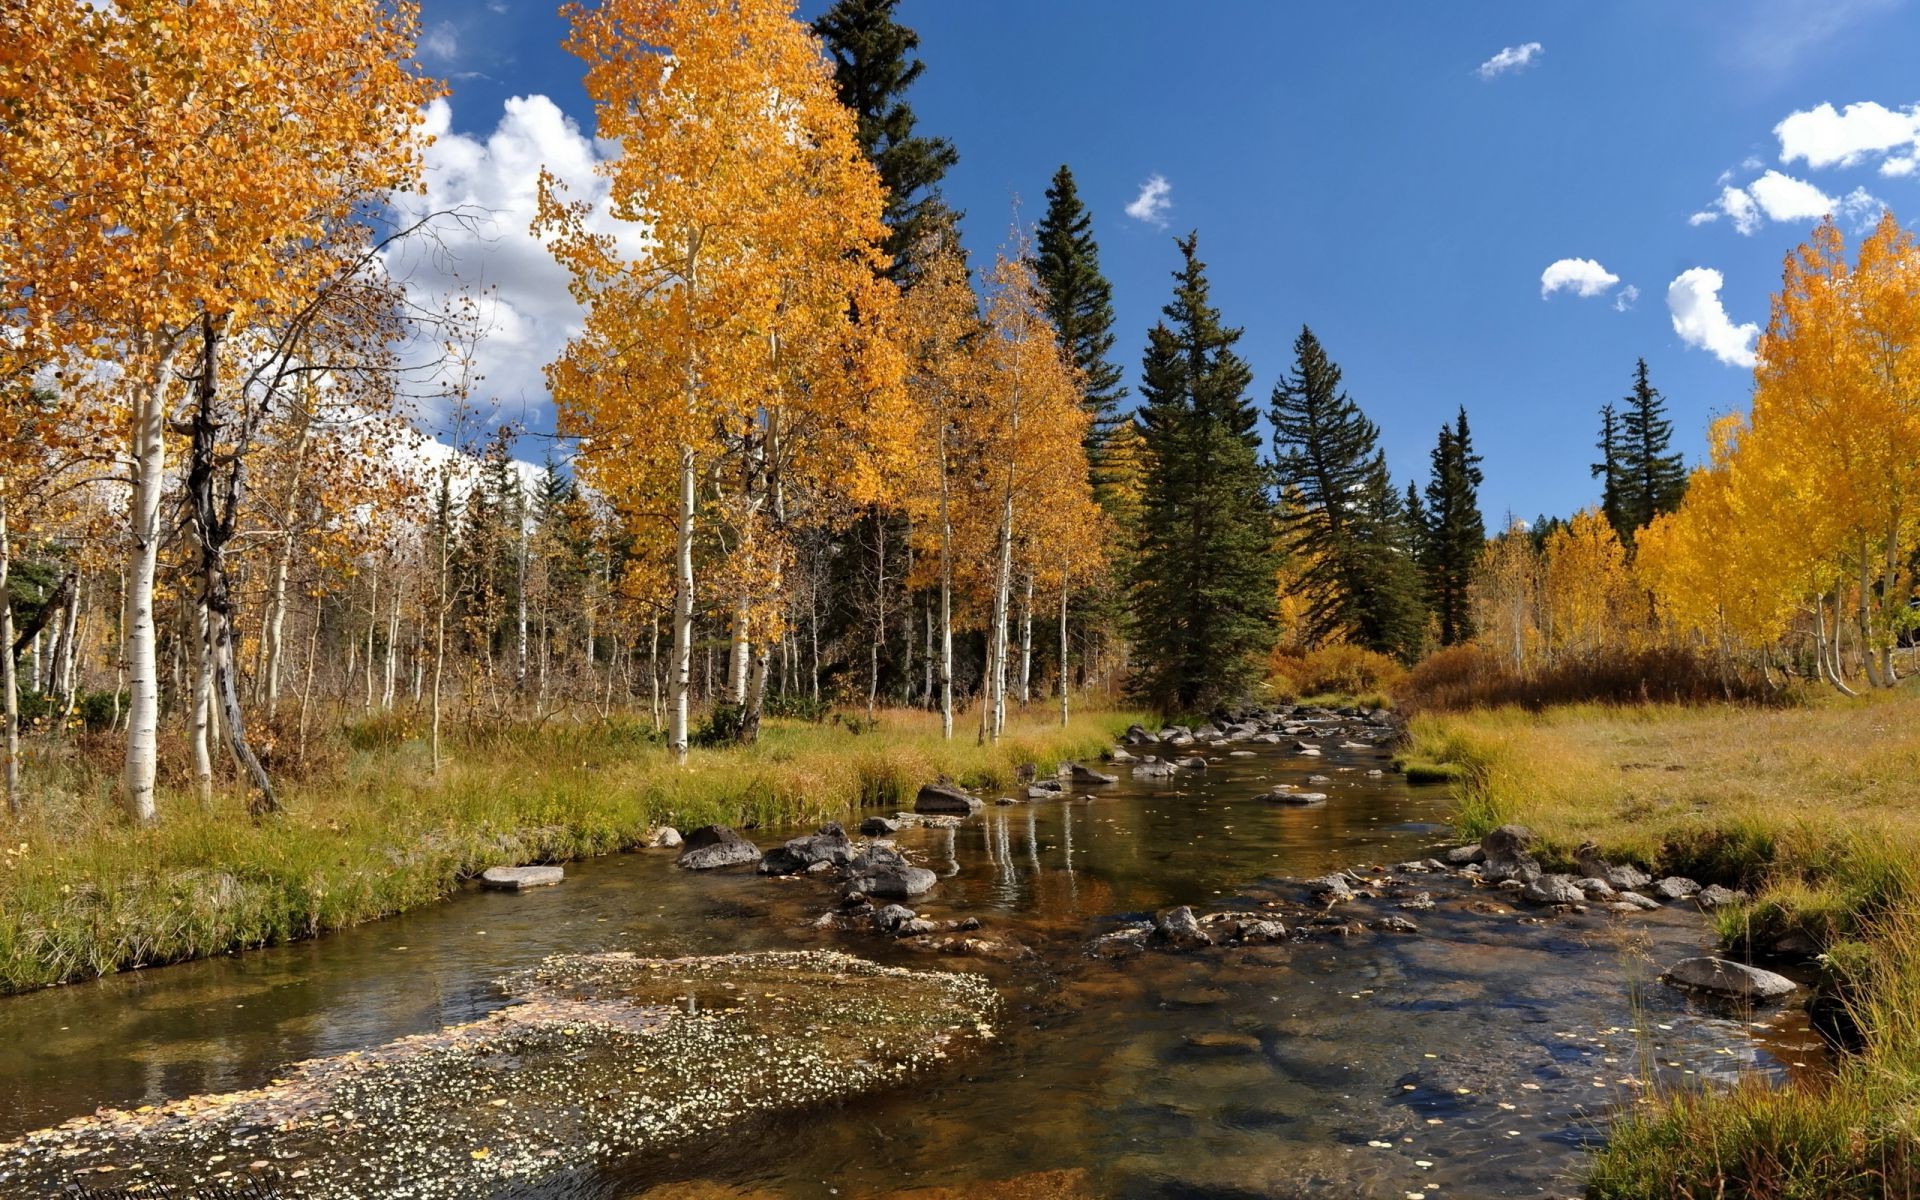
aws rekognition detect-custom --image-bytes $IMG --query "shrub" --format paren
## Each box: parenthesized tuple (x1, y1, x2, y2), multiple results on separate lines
(1271, 643, 1406, 700)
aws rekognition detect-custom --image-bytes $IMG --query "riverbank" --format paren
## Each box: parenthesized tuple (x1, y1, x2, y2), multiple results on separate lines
(1406, 692, 1920, 1198)
(0, 709, 1137, 994)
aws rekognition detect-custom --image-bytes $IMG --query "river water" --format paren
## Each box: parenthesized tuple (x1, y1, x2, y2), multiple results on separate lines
(0, 737, 1823, 1198)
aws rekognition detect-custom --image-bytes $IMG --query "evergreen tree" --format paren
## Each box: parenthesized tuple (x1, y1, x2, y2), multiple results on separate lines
(1618, 357, 1688, 537)
(1129, 234, 1278, 711)
(1270, 327, 1425, 659)
(1033, 165, 1126, 480)
(1420, 407, 1486, 646)
(812, 0, 957, 278)
(1591, 403, 1627, 542)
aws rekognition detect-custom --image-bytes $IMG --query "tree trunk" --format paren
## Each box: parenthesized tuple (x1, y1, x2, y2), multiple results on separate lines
(190, 600, 215, 805)
(1058, 587, 1070, 726)
(1, 488, 18, 815)
(186, 315, 276, 813)
(1017, 572, 1034, 706)
(867, 514, 885, 721)
(122, 363, 168, 823)
(670, 446, 695, 762)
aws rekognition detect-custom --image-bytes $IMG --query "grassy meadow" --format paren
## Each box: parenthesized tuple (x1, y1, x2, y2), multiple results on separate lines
(1406, 689, 1920, 1198)
(0, 708, 1138, 994)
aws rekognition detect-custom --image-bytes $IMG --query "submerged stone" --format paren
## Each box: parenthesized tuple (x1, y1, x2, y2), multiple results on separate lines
(479, 865, 564, 891)
(1662, 956, 1797, 1001)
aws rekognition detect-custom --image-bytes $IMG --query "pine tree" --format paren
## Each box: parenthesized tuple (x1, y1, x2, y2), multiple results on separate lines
(1130, 234, 1278, 712)
(1592, 403, 1627, 542)
(1420, 407, 1486, 646)
(1033, 165, 1126, 479)
(1270, 327, 1426, 659)
(812, 0, 958, 278)
(1618, 358, 1688, 538)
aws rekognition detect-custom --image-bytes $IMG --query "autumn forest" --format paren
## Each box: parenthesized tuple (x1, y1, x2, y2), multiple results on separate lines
(6, 1, 1920, 1197)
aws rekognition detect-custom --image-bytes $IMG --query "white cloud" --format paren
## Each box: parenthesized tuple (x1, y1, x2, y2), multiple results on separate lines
(1777, 100, 1920, 172)
(1693, 170, 1882, 235)
(1540, 258, 1620, 299)
(421, 20, 460, 62)
(384, 95, 642, 422)
(1748, 169, 1840, 223)
(1613, 284, 1641, 312)
(1125, 174, 1172, 227)
(1476, 42, 1542, 80)
(1668, 268, 1759, 369)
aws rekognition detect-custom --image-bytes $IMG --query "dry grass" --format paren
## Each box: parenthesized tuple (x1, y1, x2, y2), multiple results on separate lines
(0, 706, 1139, 993)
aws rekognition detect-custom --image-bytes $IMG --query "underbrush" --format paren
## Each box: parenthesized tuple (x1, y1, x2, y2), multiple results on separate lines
(1400, 643, 1791, 713)
(0, 706, 1138, 993)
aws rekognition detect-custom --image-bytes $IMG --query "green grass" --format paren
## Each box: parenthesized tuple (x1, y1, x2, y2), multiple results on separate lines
(1405, 691, 1920, 1197)
(0, 707, 1139, 993)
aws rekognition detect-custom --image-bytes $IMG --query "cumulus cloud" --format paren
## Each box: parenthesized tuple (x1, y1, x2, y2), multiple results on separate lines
(1668, 268, 1759, 369)
(1776, 100, 1920, 172)
(1125, 174, 1173, 227)
(384, 95, 642, 424)
(1477, 42, 1542, 79)
(1540, 258, 1620, 299)
(1692, 170, 1882, 235)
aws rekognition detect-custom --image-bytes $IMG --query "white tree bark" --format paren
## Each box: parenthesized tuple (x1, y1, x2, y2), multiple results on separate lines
(670, 446, 695, 762)
(122, 368, 168, 822)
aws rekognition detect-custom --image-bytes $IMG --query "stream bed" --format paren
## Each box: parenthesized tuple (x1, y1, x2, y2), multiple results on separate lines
(0, 735, 1824, 1198)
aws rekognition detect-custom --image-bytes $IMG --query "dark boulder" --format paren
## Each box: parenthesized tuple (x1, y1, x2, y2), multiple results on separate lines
(914, 780, 981, 815)
(758, 824, 854, 876)
(676, 826, 761, 871)
(848, 844, 937, 898)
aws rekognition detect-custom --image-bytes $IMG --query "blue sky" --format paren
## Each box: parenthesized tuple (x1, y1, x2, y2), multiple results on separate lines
(402, 0, 1920, 523)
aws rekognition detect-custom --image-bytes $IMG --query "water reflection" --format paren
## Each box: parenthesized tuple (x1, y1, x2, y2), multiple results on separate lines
(0, 739, 1818, 1198)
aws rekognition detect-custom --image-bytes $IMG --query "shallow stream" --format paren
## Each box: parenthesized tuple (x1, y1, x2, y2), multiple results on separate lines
(0, 737, 1824, 1198)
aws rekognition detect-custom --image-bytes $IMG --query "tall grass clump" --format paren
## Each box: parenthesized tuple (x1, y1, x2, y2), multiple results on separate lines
(0, 708, 1139, 992)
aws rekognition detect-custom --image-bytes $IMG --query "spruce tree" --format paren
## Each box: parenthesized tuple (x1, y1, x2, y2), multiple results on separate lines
(1129, 234, 1278, 712)
(1419, 407, 1486, 646)
(1270, 327, 1425, 660)
(1618, 357, 1688, 536)
(1033, 165, 1126, 478)
(1592, 403, 1627, 542)
(812, 0, 958, 278)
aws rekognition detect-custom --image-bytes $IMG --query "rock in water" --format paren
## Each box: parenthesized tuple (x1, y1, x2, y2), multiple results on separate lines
(644, 826, 682, 849)
(1131, 761, 1176, 779)
(1478, 824, 1543, 883)
(758, 824, 854, 876)
(1576, 847, 1651, 891)
(1067, 762, 1118, 785)
(1154, 905, 1213, 948)
(858, 816, 900, 836)
(480, 865, 564, 891)
(914, 780, 981, 815)
(1258, 789, 1327, 805)
(1662, 956, 1797, 1001)
(1520, 874, 1585, 906)
(1307, 873, 1353, 900)
(1651, 876, 1702, 901)
(676, 826, 761, 871)
(1237, 918, 1288, 943)
(848, 844, 937, 898)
